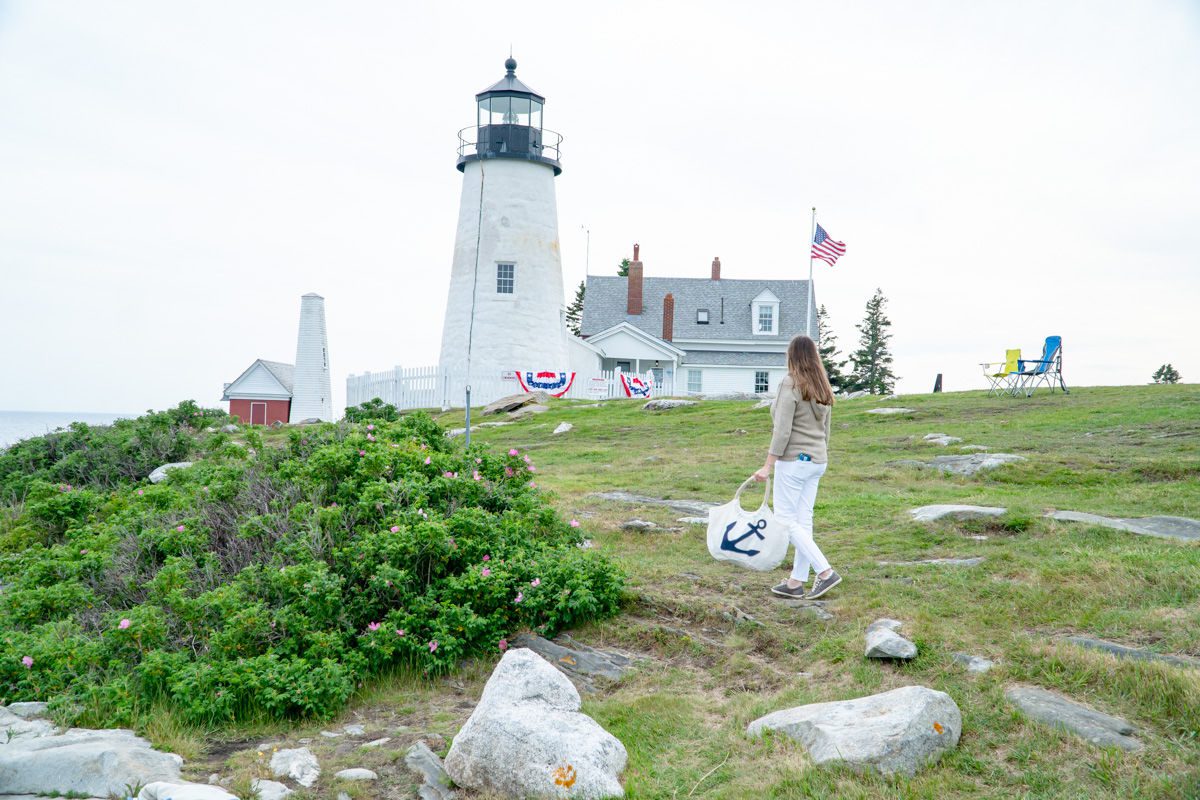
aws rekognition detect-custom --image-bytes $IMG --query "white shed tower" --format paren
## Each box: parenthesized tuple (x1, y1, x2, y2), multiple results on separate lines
(438, 58, 569, 396)
(289, 292, 333, 422)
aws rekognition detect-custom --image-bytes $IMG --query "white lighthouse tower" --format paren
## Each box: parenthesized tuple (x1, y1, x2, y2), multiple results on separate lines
(438, 58, 569, 399)
(289, 292, 333, 422)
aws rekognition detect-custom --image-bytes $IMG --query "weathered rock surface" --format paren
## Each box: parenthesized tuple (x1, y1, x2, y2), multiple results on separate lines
(952, 653, 996, 673)
(866, 407, 914, 415)
(482, 392, 547, 416)
(269, 747, 320, 787)
(752, 398, 772, 409)
(149, 461, 193, 483)
(643, 399, 697, 411)
(592, 491, 716, 516)
(865, 618, 917, 659)
(445, 648, 627, 799)
(512, 633, 634, 691)
(6, 701, 49, 718)
(334, 768, 378, 781)
(0, 727, 183, 796)
(221, 424, 239, 433)
(342, 724, 365, 736)
(910, 504, 1006, 522)
(840, 390, 870, 399)
(509, 404, 550, 420)
(747, 686, 961, 776)
(1064, 636, 1200, 669)
(960, 444, 990, 451)
(1046, 511, 1200, 542)
(678, 516, 708, 525)
(251, 779, 294, 800)
(621, 519, 658, 531)
(553, 422, 574, 434)
(139, 782, 237, 800)
(895, 453, 1026, 476)
(361, 737, 391, 748)
(1005, 686, 1142, 750)
(778, 599, 834, 621)
(878, 557, 985, 567)
(923, 433, 963, 446)
(405, 741, 456, 800)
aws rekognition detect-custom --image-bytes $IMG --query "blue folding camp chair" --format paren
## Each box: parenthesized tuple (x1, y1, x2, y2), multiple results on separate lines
(1017, 336, 1068, 397)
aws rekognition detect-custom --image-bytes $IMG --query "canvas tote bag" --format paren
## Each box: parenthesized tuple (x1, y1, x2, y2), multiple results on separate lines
(706, 477, 788, 571)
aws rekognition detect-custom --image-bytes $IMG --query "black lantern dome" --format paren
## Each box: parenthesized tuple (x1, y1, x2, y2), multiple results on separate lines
(457, 58, 562, 175)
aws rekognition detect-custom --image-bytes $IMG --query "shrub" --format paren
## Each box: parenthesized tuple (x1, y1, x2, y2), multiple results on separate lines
(0, 408, 623, 727)
(344, 398, 400, 423)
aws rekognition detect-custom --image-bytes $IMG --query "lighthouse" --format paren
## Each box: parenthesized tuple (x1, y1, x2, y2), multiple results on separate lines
(437, 58, 570, 398)
(289, 293, 333, 422)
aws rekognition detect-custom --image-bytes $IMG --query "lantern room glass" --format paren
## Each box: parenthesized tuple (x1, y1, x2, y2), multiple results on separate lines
(478, 96, 542, 129)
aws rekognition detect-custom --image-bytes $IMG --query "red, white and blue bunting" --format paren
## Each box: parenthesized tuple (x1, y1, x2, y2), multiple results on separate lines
(620, 373, 653, 398)
(515, 371, 576, 398)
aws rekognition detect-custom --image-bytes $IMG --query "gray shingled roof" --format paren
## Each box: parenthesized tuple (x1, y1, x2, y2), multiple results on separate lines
(260, 360, 295, 393)
(580, 276, 812, 343)
(680, 350, 787, 367)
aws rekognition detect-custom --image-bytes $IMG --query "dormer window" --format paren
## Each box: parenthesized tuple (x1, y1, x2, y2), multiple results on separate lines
(751, 289, 780, 336)
(697, 308, 710, 325)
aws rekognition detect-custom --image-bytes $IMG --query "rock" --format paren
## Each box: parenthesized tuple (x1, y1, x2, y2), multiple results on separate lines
(952, 653, 995, 673)
(405, 742, 456, 800)
(5, 701, 49, 718)
(418, 732, 447, 751)
(643, 399, 697, 411)
(753, 398, 772, 409)
(269, 748, 320, 787)
(208, 774, 221, 785)
(780, 600, 834, 621)
(910, 504, 1006, 522)
(296, 418, 322, 425)
(320, 730, 341, 738)
(361, 737, 391, 748)
(960, 444, 990, 451)
(139, 783, 237, 800)
(1046, 511, 1200, 542)
(511, 633, 634, 691)
(446, 427, 469, 438)
(342, 723, 365, 736)
(840, 390, 870, 399)
(865, 407, 913, 415)
(552, 422, 574, 434)
(1005, 686, 1142, 750)
(221, 424, 239, 433)
(148, 461, 193, 484)
(923, 433, 963, 446)
(878, 557, 985, 567)
(897, 453, 1027, 476)
(271, 420, 285, 428)
(1063, 636, 1200, 669)
(337, 793, 351, 800)
(509, 404, 551, 420)
(251, 779, 293, 800)
(865, 618, 917, 659)
(621, 519, 657, 531)
(677, 516, 708, 525)
(701, 391, 759, 400)
(592, 491, 716, 516)
(334, 768, 378, 781)
(482, 392, 540, 416)
(747, 686, 961, 776)
(444, 648, 627, 799)
(0, 727, 183, 796)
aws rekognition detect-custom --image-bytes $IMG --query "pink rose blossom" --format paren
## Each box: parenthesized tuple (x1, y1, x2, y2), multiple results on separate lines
(498, 639, 508, 651)
(368, 622, 381, 631)
(505, 466, 514, 477)
(417, 508, 428, 518)
(424, 456, 431, 465)
(475, 457, 482, 464)
(80, 549, 88, 554)
(367, 423, 375, 431)
(367, 433, 376, 441)
(481, 567, 491, 577)
(515, 591, 524, 604)
(118, 618, 131, 630)
(137, 489, 144, 496)
(509, 448, 519, 456)
(21, 656, 33, 668)
(420, 443, 428, 450)
(482, 554, 491, 562)
(523, 455, 532, 464)
(176, 525, 185, 532)
(530, 578, 541, 587)
(396, 628, 405, 636)
(527, 465, 536, 473)
(570, 519, 580, 528)
(358, 450, 366, 456)
(443, 471, 455, 478)
(529, 482, 537, 489)
(390, 525, 400, 533)
(429, 640, 438, 653)
(473, 471, 482, 481)
(386, 580, 393, 587)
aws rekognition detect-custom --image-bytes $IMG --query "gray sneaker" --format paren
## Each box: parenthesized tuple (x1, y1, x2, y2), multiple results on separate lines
(807, 570, 842, 599)
(771, 581, 808, 598)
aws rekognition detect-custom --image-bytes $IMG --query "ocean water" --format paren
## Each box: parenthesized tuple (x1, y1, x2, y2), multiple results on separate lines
(0, 410, 133, 449)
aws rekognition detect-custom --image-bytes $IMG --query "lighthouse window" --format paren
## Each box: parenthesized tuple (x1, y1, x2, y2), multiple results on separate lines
(496, 263, 515, 294)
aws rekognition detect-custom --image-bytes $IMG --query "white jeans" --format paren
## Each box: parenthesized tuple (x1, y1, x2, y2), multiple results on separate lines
(773, 459, 831, 582)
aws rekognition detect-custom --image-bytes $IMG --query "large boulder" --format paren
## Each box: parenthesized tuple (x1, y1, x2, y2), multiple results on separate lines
(445, 648, 627, 799)
(511, 633, 634, 692)
(148, 462, 193, 483)
(747, 685, 961, 776)
(865, 618, 918, 660)
(0, 728, 183, 796)
(482, 392, 548, 416)
(642, 399, 696, 411)
(139, 783, 237, 800)
(270, 747, 320, 787)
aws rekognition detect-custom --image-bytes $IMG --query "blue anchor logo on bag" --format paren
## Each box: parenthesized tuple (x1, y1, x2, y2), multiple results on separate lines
(721, 518, 768, 557)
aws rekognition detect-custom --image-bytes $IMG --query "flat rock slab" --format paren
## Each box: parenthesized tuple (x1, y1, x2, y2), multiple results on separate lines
(678, 516, 708, 525)
(139, 783, 237, 800)
(643, 399, 697, 410)
(1064, 636, 1200, 670)
(895, 453, 1026, 476)
(866, 407, 914, 415)
(592, 490, 717, 516)
(778, 599, 834, 621)
(552, 422, 573, 434)
(1005, 686, 1142, 751)
(960, 444, 990, 451)
(482, 392, 548, 416)
(405, 742, 456, 800)
(1046, 511, 1200, 542)
(878, 557, 985, 567)
(148, 461, 193, 483)
(270, 748, 320, 787)
(952, 653, 996, 673)
(512, 633, 634, 691)
(621, 519, 658, 531)
(865, 618, 917, 660)
(747, 685, 961, 776)
(334, 768, 378, 781)
(0, 727, 184, 796)
(923, 433, 963, 446)
(910, 504, 1006, 522)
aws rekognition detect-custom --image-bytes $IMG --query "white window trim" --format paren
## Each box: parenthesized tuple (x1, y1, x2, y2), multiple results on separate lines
(752, 301, 779, 335)
(496, 262, 516, 295)
(687, 369, 703, 393)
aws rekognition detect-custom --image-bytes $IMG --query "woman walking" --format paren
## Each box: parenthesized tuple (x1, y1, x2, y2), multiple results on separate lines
(751, 334, 840, 599)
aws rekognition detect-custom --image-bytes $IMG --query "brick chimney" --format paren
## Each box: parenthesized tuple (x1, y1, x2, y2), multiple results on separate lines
(626, 243, 643, 315)
(711, 257, 721, 281)
(662, 293, 675, 341)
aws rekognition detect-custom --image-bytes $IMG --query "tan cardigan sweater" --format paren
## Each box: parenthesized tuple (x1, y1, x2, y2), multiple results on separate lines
(768, 376, 832, 462)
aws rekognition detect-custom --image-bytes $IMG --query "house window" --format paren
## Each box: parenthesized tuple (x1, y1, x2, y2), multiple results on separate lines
(757, 304, 775, 333)
(616, 360, 632, 372)
(697, 309, 709, 325)
(687, 369, 702, 393)
(496, 263, 515, 294)
(755, 371, 769, 394)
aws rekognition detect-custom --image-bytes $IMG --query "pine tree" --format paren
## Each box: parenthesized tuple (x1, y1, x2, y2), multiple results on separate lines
(566, 280, 586, 336)
(1152, 363, 1181, 384)
(847, 289, 898, 395)
(617, 258, 631, 277)
(816, 304, 849, 391)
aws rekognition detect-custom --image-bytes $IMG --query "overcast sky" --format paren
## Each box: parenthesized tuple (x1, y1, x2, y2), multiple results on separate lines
(1, 1, 1197, 414)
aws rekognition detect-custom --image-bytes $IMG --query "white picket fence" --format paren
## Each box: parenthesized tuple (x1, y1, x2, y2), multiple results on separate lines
(346, 366, 675, 412)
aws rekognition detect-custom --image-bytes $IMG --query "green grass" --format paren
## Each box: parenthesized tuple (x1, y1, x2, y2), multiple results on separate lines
(204, 385, 1200, 798)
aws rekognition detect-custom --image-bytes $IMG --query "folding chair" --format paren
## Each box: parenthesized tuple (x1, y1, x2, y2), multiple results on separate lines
(981, 349, 1022, 396)
(1017, 336, 1069, 397)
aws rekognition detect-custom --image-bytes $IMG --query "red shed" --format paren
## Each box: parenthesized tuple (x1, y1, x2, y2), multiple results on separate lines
(221, 359, 294, 425)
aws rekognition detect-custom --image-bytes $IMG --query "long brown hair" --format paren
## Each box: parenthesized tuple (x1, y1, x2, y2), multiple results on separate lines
(786, 335, 835, 405)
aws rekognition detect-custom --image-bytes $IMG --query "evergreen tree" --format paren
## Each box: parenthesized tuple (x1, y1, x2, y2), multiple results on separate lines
(617, 258, 631, 277)
(847, 289, 898, 395)
(816, 304, 849, 391)
(566, 280, 586, 336)
(1152, 363, 1181, 384)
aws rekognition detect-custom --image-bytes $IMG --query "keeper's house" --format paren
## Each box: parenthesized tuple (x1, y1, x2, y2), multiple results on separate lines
(578, 245, 816, 396)
(221, 360, 294, 425)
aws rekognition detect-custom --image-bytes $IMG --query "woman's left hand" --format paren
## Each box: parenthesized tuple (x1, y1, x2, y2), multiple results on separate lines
(751, 466, 771, 483)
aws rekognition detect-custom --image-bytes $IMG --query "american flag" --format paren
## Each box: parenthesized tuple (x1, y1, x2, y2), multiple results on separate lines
(811, 224, 847, 266)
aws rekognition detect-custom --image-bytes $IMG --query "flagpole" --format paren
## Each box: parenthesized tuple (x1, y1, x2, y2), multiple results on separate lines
(808, 207, 816, 284)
